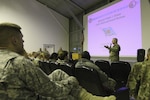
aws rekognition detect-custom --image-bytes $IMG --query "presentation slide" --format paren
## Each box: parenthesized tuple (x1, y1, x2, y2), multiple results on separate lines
(84, 0, 141, 57)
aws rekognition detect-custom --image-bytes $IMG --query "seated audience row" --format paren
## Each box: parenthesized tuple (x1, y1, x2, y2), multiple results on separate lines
(39, 49, 150, 100)
(0, 22, 116, 100)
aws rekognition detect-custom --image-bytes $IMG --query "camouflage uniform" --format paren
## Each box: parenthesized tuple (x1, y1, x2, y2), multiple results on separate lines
(0, 49, 81, 100)
(75, 58, 116, 91)
(127, 61, 150, 100)
(109, 44, 120, 62)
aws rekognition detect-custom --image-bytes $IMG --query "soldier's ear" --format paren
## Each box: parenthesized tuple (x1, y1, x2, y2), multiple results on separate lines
(11, 36, 18, 45)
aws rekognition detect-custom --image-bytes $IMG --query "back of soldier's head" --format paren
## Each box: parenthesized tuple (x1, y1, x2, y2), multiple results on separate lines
(81, 51, 91, 60)
(58, 50, 68, 60)
(0, 22, 21, 46)
(50, 52, 58, 60)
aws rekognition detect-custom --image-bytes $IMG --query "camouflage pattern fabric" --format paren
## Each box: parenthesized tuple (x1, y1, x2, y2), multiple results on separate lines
(0, 49, 80, 100)
(127, 61, 150, 100)
(137, 61, 150, 100)
(127, 62, 143, 98)
(75, 58, 116, 91)
(109, 44, 120, 62)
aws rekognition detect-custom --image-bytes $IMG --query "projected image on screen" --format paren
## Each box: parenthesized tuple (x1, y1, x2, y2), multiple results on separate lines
(86, 0, 141, 57)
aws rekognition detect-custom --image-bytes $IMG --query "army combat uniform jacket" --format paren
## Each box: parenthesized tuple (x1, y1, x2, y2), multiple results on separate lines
(109, 44, 120, 62)
(127, 61, 150, 100)
(0, 49, 80, 100)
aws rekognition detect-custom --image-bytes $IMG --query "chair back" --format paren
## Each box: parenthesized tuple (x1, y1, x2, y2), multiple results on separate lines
(39, 61, 51, 75)
(95, 60, 111, 76)
(74, 67, 107, 96)
(58, 65, 74, 76)
(110, 61, 131, 89)
(50, 63, 74, 76)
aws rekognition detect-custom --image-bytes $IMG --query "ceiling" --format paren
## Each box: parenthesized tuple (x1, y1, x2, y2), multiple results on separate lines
(36, 0, 116, 19)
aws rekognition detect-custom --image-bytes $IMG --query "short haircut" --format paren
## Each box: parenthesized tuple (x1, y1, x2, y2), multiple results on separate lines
(0, 22, 21, 34)
(0, 22, 21, 29)
(113, 38, 118, 43)
(58, 50, 68, 60)
(0, 22, 21, 46)
(50, 52, 58, 59)
(81, 51, 91, 60)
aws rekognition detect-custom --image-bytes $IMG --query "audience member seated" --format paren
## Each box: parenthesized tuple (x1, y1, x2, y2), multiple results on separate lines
(43, 48, 50, 55)
(42, 52, 50, 62)
(49, 52, 58, 63)
(55, 50, 71, 66)
(28, 49, 50, 63)
(57, 47, 63, 54)
(0, 22, 116, 100)
(29, 51, 39, 60)
(127, 48, 150, 100)
(30, 52, 41, 66)
(75, 51, 116, 94)
(37, 48, 43, 54)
